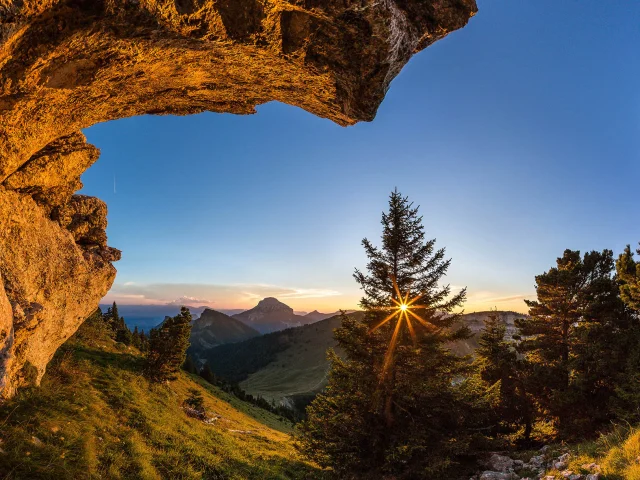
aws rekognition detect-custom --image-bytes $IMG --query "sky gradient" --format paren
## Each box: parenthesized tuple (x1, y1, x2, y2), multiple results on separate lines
(81, 0, 640, 314)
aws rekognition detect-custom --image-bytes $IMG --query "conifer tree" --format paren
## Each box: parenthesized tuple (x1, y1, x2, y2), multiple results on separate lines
(298, 190, 483, 478)
(131, 326, 141, 349)
(138, 330, 149, 352)
(516, 249, 629, 436)
(183, 355, 198, 375)
(617, 243, 640, 312)
(475, 311, 534, 440)
(146, 307, 192, 381)
(199, 363, 215, 384)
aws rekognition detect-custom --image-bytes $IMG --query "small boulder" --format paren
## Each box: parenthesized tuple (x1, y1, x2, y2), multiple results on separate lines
(529, 455, 545, 468)
(488, 454, 515, 473)
(479, 472, 516, 480)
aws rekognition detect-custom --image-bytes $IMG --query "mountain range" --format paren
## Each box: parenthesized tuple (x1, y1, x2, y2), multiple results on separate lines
(105, 298, 348, 335)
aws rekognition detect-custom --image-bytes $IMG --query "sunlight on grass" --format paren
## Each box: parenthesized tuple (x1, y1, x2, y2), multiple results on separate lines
(0, 321, 324, 479)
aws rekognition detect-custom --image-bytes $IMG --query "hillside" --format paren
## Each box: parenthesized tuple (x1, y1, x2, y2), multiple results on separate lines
(204, 313, 363, 406)
(188, 308, 260, 362)
(232, 298, 315, 334)
(0, 317, 324, 479)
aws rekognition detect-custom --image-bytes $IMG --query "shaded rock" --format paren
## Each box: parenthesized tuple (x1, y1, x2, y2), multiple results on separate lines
(488, 454, 515, 473)
(51, 195, 109, 248)
(529, 455, 545, 468)
(479, 472, 516, 480)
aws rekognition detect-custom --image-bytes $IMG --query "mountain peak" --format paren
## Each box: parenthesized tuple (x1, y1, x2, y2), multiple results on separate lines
(255, 297, 293, 312)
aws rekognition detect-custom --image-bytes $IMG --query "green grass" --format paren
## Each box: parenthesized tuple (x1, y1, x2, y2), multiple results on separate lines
(238, 316, 348, 404)
(0, 322, 326, 479)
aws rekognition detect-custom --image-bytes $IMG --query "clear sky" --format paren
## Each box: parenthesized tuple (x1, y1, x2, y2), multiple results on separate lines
(82, 0, 640, 314)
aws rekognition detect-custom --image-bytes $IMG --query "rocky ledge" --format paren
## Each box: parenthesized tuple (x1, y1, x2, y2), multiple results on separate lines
(473, 448, 601, 480)
(0, 0, 476, 398)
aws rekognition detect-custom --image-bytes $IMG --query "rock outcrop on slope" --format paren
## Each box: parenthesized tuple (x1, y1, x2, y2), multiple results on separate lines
(0, 0, 477, 399)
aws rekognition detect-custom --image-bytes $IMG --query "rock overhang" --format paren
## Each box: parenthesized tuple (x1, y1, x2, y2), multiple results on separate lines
(0, 0, 477, 398)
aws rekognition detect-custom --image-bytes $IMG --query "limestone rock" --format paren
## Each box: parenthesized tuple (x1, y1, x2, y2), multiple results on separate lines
(488, 454, 516, 473)
(3, 133, 99, 214)
(0, 188, 116, 398)
(479, 472, 516, 480)
(0, 0, 476, 398)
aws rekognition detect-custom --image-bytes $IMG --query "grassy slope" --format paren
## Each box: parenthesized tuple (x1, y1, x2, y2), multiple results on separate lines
(0, 322, 325, 479)
(238, 315, 348, 404)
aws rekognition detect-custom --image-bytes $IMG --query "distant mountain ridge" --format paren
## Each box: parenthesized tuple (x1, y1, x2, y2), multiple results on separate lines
(232, 297, 316, 334)
(188, 308, 260, 361)
(303, 310, 359, 322)
(99, 303, 209, 332)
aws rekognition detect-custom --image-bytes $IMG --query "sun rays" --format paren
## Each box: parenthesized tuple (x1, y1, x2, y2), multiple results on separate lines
(369, 276, 434, 381)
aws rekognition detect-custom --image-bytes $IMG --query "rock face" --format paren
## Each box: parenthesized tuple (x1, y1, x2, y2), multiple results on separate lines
(0, 0, 477, 398)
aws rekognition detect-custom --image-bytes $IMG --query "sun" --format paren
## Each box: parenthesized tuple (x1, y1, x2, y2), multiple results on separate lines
(368, 276, 434, 382)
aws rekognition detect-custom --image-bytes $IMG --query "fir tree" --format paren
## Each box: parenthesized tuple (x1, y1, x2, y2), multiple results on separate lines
(616, 243, 640, 312)
(138, 330, 149, 352)
(146, 307, 192, 381)
(199, 363, 215, 384)
(475, 311, 534, 440)
(298, 190, 483, 478)
(516, 249, 630, 436)
(115, 324, 133, 345)
(183, 355, 198, 375)
(131, 326, 141, 349)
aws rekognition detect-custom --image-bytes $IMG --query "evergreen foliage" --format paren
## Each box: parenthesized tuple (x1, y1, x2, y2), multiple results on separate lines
(475, 311, 534, 440)
(105, 301, 134, 346)
(183, 354, 199, 375)
(298, 190, 486, 478)
(617, 243, 640, 312)
(146, 307, 192, 381)
(515, 249, 633, 437)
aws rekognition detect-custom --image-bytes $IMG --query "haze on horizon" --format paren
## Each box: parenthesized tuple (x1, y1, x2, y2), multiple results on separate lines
(83, 0, 639, 315)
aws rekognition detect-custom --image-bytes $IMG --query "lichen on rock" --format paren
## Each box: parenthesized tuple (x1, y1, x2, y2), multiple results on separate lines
(0, 0, 476, 398)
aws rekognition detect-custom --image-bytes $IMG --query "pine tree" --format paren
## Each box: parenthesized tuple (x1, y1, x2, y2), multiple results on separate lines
(617, 243, 640, 312)
(199, 363, 215, 384)
(131, 326, 141, 349)
(138, 330, 149, 352)
(115, 324, 133, 345)
(183, 355, 198, 375)
(106, 301, 120, 332)
(298, 190, 483, 478)
(475, 311, 534, 440)
(146, 307, 192, 381)
(516, 249, 629, 436)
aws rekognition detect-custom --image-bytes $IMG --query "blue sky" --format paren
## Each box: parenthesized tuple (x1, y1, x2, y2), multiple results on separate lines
(82, 0, 640, 313)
